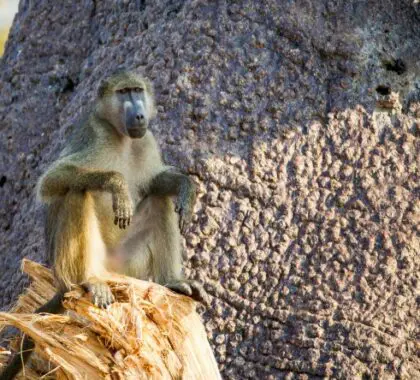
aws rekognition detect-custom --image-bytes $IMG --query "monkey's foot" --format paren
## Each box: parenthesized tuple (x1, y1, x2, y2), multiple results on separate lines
(82, 280, 115, 308)
(166, 280, 208, 305)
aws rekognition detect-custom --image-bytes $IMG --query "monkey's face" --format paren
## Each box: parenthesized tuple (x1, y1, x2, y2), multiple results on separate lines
(97, 73, 157, 139)
(115, 86, 149, 138)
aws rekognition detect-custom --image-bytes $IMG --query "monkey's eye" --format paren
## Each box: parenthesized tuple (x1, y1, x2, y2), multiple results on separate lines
(134, 87, 144, 93)
(117, 88, 127, 94)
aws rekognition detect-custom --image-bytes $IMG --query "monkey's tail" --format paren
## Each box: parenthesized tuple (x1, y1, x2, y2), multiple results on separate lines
(0, 291, 64, 380)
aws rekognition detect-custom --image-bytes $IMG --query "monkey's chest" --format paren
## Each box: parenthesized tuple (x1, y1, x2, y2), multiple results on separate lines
(91, 143, 161, 246)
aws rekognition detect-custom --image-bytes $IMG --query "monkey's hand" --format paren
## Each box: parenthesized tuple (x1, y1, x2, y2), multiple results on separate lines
(112, 188, 134, 229)
(149, 170, 196, 234)
(82, 280, 115, 308)
(175, 195, 194, 234)
(166, 280, 208, 305)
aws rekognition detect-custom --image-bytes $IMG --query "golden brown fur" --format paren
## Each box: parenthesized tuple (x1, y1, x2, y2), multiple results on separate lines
(52, 192, 107, 290)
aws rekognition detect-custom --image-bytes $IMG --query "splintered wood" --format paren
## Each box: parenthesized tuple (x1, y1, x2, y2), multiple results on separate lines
(0, 260, 220, 380)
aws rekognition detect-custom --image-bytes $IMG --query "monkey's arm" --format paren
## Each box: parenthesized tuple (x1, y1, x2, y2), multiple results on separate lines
(39, 164, 133, 228)
(149, 170, 197, 233)
(39, 164, 126, 196)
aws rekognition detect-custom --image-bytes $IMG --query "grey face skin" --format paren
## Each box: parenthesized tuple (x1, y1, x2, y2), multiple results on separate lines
(118, 87, 148, 138)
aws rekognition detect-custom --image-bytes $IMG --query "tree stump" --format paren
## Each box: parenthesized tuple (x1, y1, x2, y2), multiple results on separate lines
(0, 260, 220, 380)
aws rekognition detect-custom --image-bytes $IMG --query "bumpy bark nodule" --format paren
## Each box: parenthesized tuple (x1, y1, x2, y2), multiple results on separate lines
(0, 1, 419, 378)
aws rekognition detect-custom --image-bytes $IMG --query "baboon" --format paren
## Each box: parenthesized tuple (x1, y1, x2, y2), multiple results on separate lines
(1, 70, 204, 379)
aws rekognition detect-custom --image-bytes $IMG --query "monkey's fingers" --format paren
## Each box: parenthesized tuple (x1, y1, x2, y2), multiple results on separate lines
(179, 217, 185, 234)
(114, 204, 132, 229)
(117, 209, 124, 229)
(112, 194, 121, 213)
(123, 206, 132, 228)
(116, 217, 127, 229)
(114, 203, 122, 226)
(125, 204, 133, 218)
(179, 211, 192, 234)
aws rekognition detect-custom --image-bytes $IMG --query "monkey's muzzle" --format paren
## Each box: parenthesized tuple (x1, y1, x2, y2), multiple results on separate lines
(125, 109, 147, 138)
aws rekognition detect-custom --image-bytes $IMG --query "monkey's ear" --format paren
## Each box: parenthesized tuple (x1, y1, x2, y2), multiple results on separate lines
(144, 78, 157, 119)
(143, 78, 154, 97)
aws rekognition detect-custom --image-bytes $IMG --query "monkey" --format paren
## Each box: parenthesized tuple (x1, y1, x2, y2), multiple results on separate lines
(1, 70, 205, 379)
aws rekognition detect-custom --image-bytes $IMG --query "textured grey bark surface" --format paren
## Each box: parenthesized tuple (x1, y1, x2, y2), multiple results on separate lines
(0, 0, 419, 378)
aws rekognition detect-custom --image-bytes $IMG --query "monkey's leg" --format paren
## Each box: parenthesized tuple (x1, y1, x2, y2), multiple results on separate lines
(115, 194, 162, 280)
(52, 192, 114, 307)
(120, 196, 183, 283)
(1, 194, 112, 380)
(149, 196, 183, 284)
(150, 196, 207, 302)
(121, 195, 206, 302)
(114, 218, 153, 279)
(148, 171, 207, 302)
(116, 169, 193, 278)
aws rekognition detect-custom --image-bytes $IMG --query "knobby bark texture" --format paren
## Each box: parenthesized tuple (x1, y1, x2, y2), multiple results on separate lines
(0, 1, 419, 378)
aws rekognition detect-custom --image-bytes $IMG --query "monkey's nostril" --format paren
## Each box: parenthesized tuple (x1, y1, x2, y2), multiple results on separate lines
(136, 114, 145, 121)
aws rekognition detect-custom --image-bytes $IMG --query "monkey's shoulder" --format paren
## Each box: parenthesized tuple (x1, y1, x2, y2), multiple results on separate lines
(60, 113, 97, 157)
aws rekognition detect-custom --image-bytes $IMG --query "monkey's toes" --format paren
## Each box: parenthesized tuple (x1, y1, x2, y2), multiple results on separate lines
(167, 281, 192, 296)
(189, 281, 208, 305)
(166, 280, 208, 305)
(83, 281, 115, 308)
(92, 284, 115, 308)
